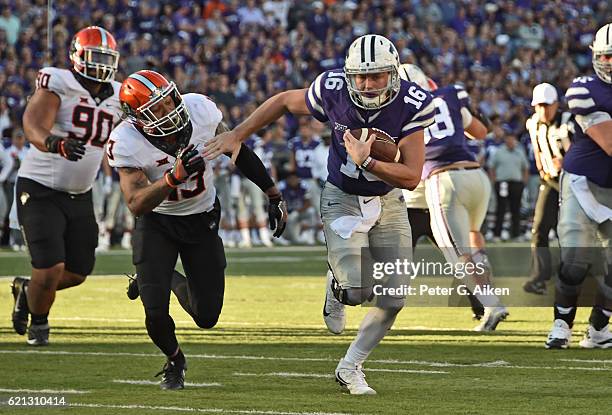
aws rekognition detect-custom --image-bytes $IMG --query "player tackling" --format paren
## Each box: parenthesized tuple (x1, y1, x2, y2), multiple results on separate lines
(108, 69, 287, 389)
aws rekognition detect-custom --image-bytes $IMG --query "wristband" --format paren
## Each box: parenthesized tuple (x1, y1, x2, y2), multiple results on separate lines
(164, 172, 180, 188)
(361, 156, 376, 171)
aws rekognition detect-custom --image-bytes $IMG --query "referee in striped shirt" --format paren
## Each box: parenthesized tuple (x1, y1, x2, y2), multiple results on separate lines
(523, 83, 572, 295)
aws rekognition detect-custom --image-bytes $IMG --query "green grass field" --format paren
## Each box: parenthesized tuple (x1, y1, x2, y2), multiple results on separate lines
(1, 246, 612, 414)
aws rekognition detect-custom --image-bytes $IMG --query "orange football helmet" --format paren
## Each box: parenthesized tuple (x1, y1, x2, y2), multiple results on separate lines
(120, 70, 191, 151)
(70, 26, 119, 83)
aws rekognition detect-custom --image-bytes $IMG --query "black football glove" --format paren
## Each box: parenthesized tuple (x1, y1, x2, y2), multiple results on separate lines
(267, 190, 288, 238)
(165, 144, 205, 187)
(45, 135, 86, 161)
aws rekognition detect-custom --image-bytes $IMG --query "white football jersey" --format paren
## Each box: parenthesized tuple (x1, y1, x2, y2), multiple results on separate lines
(18, 67, 122, 193)
(107, 93, 221, 216)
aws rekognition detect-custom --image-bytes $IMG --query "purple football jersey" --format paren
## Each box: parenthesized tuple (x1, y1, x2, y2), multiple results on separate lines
(305, 69, 435, 196)
(564, 76, 612, 188)
(422, 85, 476, 178)
(288, 136, 321, 179)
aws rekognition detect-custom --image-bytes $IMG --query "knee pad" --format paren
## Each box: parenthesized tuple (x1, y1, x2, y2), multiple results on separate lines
(143, 303, 170, 322)
(333, 284, 373, 306)
(559, 262, 590, 286)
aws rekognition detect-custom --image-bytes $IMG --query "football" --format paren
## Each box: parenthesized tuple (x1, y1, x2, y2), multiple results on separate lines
(349, 128, 402, 163)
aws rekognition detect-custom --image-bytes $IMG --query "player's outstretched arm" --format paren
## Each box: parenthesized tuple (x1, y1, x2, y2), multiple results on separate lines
(203, 89, 310, 160)
(230, 143, 288, 237)
(343, 129, 425, 190)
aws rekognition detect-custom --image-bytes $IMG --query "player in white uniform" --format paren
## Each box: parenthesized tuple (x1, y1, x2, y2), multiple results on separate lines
(10, 26, 122, 346)
(108, 70, 287, 389)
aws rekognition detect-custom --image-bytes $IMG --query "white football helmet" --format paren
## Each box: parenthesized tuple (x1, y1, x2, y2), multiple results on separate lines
(398, 63, 430, 90)
(344, 34, 400, 110)
(591, 23, 612, 84)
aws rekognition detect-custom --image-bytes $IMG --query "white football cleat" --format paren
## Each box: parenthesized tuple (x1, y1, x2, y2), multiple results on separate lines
(545, 319, 572, 349)
(335, 359, 376, 395)
(121, 232, 132, 249)
(473, 306, 509, 332)
(579, 324, 612, 349)
(323, 271, 345, 334)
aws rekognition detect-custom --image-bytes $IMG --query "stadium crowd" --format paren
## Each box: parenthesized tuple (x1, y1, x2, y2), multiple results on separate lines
(0, 0, 609, 248)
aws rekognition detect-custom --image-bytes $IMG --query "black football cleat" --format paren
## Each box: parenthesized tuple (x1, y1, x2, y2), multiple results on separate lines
(11, 277, 30, 335)
(126, 274, 139, 300)
(27, 323, 50, 346)
(523, 280, 546, 295)
(155, 359, 187, 390)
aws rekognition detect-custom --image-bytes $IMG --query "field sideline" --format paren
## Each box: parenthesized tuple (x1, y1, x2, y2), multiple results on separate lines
(1, 246, 612, 414)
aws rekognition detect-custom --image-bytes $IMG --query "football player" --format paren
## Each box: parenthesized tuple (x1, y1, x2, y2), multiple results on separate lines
(205, 34, 435, 394)
(545, 23, 612, 349)
(523, 83, 572, 295)
(11, 26, 122, 346)
(399, 64, 508, 331)
(108, 70, 287, 389)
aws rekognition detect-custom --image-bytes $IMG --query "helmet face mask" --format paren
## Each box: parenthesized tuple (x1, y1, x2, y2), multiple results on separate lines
(591, 23, 612, 84)
(133, 82, 190, 138)
(344, 35, 401, 110)
(120, 71, 192, 155)
(70, 26, 119, 83)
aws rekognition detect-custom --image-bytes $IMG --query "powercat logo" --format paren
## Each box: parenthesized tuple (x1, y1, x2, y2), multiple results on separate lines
(333, 122, 348, 132)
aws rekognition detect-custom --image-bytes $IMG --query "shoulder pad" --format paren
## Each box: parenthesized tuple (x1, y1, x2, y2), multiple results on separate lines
(107, 122, 146, 168)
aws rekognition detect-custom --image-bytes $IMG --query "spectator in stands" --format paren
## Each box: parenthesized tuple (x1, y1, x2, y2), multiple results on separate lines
(0, 6, 20, 45)
(1, 0, 609, 246)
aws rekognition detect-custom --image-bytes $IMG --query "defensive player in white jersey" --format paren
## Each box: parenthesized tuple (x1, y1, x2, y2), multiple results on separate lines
(108, 70, 287, 389)
(10, 26, 122, 346)
(205, 35, 436, 395)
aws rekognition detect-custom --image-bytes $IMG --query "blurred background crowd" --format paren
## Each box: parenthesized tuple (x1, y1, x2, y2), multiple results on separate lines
(0, 0, 609, 248)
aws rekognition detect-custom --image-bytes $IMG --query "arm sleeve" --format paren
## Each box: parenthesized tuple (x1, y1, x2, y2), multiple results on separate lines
(231, 143, 274, 193)
(36, 67, 68, 99)
(400, 87, 436, 137)
(565, 84, 597, 116)
(106, 128, 144, 169)
(305, 72, 330, 122)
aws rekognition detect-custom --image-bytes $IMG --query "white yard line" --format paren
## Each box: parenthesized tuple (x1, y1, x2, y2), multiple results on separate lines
(365, 368, 448, 374)
(112, 379, 222, 387)
(234, 372, 332, 379)
(560, 358, 612, 364)
(0, 387, 89, 394)
(69, 403, 357, 415)
(43, 316, 469, 331)
(2, 350, 608, 372)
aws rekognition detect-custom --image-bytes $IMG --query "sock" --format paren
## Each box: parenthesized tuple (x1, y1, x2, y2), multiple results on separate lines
(31, 313, 49, 326)
(554, 304, 576, 328)
(170, 271, 193, 316)
(259, 226, 271, 244)
(168, 346, 185, 364)
(344, 307, 400, 366)
(589, 307, 612, 331)
(240, 228, 251, 244)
